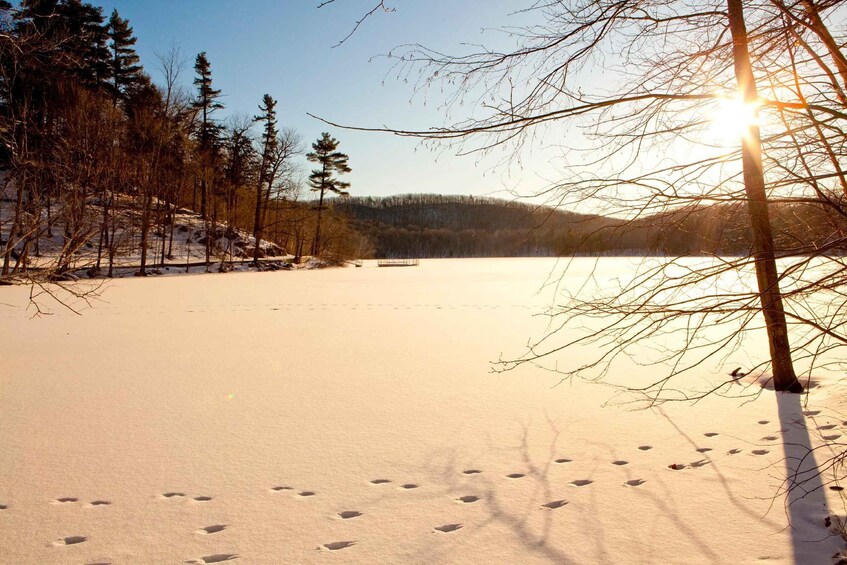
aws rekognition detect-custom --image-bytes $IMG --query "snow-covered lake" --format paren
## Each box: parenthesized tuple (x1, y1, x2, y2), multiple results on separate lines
(1, 258, 843, 563)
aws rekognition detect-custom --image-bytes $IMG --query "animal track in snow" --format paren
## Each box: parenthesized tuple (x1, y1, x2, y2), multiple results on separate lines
(761, 436, 778, 441)
(188, 554, 239, 563)
(400, 484, 419, 489)
(505, 473, 525, 479)
(297, 491, 316, 497)
(612, 460, 629, 466)
(696, 448, 712, 453)
(462, 469, 481, 475)
(88, 500, 111, 507)
(541, 500, 568, 509)
(752, 449, 770, 456)
(193, 496, 213, 502)
(162, 492, 185, 498)
(638, 445, 653, 451)
(727, 448, 743, 455)
(668, 463, 686, 470)
(53, 497, 78, 504)
(626, 479, 646, 487)
(570, 480, 593, 487)
(456, 495, 480, 504)
(54, 536, 87, 546)
(803, 410, 821, 417)
(690, 460, 710, 468)
(198, 525, 227, 535)
(338, 511, 362, 520)
(704, 432, 719, 437)
(819, 424, 837, 430)
(271, 486, 292, 492)
(369, 479, 391, 485)
(555, 458, 572, 464)
(321, 541, 355, 551)
(0, 504, 6, 510)
(758, 420, 769, 425)
(435, 523, 463, 533)
(823, 434, 842, 441)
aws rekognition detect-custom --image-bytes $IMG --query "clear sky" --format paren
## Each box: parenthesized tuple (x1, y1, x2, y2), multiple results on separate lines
(92, 0, 549, 200)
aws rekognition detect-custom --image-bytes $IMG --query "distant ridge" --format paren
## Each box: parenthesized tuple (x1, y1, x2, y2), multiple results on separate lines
(335, 194, 618, 258)
(334, 194, 846, 258)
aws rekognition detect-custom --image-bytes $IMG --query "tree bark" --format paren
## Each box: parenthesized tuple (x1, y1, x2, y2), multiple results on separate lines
(312, 186, 325, 257)
(727, 0, 801, 392)
(252, 176, 265, 265)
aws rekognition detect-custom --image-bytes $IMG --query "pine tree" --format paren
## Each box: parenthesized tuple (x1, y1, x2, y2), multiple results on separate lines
(14, 0, 110, 89)
(59, 0, 110, 88)
(252, 94, 278, 265)
(107, 9, 143, 105)
(307, 132, 351, 257)
(192, 52, 223, 152)
(192, 51, 223, 221)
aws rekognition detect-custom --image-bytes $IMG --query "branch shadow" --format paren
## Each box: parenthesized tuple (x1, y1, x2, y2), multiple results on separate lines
(411, 420, 577, 564)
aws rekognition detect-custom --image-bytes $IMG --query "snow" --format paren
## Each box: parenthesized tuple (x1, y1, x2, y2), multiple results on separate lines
(0, 258, 845, 563)
(0, 196, 289, 275)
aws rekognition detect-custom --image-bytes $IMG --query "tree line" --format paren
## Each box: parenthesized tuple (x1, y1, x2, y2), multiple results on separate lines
(0, 0, 358, 280)
(335, 194, 847, 259)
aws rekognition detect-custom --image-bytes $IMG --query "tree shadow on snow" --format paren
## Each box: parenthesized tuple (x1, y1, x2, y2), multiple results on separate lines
(776, 391, 843, 563)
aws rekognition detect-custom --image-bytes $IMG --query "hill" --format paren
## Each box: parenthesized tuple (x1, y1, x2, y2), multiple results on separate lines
(335, 194, 623, 258)
(334, 194, 847, 258)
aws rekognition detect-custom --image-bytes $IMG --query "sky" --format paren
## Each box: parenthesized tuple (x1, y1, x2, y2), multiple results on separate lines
(91, 0, 550, 201)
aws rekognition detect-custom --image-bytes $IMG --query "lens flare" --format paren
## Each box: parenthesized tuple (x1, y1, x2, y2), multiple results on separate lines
(709, 95, 761, 145)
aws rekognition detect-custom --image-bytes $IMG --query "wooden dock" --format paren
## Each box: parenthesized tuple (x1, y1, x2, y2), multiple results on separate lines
(377, 258, 420, 267)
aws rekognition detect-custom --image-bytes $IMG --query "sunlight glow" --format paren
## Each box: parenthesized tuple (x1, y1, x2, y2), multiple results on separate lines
(709, 95, 761, 146)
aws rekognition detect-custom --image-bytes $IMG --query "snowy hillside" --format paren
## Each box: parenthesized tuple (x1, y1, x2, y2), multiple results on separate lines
(1, 190, 298, 278)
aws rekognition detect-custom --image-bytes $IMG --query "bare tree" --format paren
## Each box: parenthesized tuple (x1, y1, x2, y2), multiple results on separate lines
(318, 0, 847, 398)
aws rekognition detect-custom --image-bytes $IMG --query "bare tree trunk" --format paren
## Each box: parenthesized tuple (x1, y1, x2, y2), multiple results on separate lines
(209, 190, 218, 273)
(200, 178, 207, 220)
(312, 186, 325, 257)
(46, 194, 53, 238)
(96, 185, 109, 271)
(138, 171, 155, 276)
(252, 178, 264, 265)
(167, 199, 176, 260)
(2, 177, 24, 276)
(727, 0, 801, 392)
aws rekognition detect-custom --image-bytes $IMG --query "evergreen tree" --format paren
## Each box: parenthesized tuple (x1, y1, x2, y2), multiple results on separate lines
(107, 9, 143, 105)
(191, 51, 223, 220)
(307, 132, 351, 257)
(12, 0, 110, 93)
(222, 121, 256, 249)
(57, 0, 110, 88)
(252, 94, 277, 265)
(192, 51, 223, 153)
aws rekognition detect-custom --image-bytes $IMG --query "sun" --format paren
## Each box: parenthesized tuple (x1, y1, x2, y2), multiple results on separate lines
(708, 95, 761, 145)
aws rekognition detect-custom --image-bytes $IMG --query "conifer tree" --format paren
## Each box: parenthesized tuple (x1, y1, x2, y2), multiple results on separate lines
(252, 94, 277, 265)
(192, 51, 223, 221)
(107, 9, 142, 105)
(307, 132, 350, 257)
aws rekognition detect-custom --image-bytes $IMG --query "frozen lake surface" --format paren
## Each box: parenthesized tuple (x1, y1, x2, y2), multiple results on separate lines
(0, 258, 844, 563)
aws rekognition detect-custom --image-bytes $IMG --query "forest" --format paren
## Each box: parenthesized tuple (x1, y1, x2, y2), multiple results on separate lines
(0, 0, 367, 280)
(2, 0, 845, 282)
(337, 194, 847, 259)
